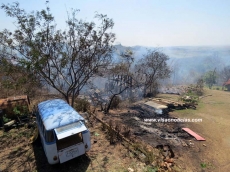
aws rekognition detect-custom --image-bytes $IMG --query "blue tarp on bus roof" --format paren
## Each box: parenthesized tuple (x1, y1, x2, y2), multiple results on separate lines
(37, 99, 85, 130)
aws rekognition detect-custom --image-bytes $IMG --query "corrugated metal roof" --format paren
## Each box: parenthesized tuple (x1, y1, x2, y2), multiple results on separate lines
(223, 79, 230, 86)
(144, 101, 168, 109)
(37, 99, 84, 131)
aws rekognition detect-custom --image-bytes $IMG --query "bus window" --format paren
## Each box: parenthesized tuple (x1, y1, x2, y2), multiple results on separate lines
(38, 115, 42, 126)
(36, 114, 39, 123)
(45, 130, 55, 143)
(41, 123, 44, 134)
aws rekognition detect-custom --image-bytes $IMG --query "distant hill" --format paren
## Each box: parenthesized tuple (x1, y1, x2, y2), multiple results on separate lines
(113, 44, 230, 85)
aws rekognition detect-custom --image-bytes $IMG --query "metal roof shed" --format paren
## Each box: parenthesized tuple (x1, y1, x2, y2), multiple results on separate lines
(144, 101, 168, 110)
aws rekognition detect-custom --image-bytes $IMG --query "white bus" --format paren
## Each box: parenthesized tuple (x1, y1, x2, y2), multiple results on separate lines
(36, 99, 91, 164)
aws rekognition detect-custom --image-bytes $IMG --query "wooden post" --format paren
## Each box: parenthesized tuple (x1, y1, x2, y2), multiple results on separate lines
(0, 109, 3, 128)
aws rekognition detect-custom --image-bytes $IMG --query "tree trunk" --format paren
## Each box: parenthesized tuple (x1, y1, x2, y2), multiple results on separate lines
(71, 90, 75, 107)
(105, 94, 117, 114)
(143, 86, 147, 97)
(65, 95, 70, 105)
(105, 87, 129, 114)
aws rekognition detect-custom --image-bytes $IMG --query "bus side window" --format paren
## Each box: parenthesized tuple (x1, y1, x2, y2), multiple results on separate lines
(39, 116, 42, 126)
(36, 113, 39, 123)
(38, 114, 41, 126)
(42, 124, 45, 135)
(45, 130, 54, 143)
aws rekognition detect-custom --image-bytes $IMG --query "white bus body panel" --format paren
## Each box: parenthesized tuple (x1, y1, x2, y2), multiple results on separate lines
(43, 143, 59, 164)
(58, 143, 85, 163)
(82, 130, 91, 151)
(37, 124, 59, 164)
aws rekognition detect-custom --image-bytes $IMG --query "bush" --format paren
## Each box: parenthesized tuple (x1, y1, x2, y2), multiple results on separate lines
(110, 95, 121, 109)
(3, 115, 10, 123)
(74, 98, 90, 112)
(179, 90, 199, 105)
(146, 92, 154, 98)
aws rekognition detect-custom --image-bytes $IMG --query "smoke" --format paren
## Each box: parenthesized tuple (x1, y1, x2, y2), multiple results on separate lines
(155, 109, 163, 115)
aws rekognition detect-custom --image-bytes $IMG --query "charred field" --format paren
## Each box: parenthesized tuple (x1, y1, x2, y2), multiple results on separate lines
(1, 88, 230, 172)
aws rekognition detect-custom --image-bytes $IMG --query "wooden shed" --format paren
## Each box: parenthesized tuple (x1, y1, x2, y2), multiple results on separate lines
(0, 95, 30, 118)
(223, 79, 230, 91)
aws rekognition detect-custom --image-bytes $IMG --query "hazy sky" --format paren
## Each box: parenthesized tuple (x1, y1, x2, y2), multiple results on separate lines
(0, 0, 230, 47)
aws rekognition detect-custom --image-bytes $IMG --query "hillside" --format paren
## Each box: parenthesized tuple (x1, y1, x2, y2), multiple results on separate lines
(159, 88, 230, 171)
(114, 44, 230, 85)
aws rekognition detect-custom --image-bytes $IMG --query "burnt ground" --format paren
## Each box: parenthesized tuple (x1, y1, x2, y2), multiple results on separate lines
(100, 106, 193, 146)
(0, 119, 155, 172)
(1, 89, 227, 172)
(98, 95, 220, 172)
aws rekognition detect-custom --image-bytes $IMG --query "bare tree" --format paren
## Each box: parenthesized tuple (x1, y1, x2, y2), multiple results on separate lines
(135, 50, 171, 97)
(220, 65, 230, 83)
(0, 2, 115, 106)
(104, 49, 138, 113)
(168, 58, 180, 85)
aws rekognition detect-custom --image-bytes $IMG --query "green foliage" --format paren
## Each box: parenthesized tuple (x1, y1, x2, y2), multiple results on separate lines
(135, 50, 171, 96)
(3, 115, 10, 123)
(94, 132, 100, 136)
(204, 70, 217, 89)
(13, 105, 29, 116)
(180, 93, 199, 105)
(200, 162, 207, 168)
(146, 166, 158, 172)
(13, 107, 21, 115)
(179, 79, 205, 105)
(179, 85, 201, 105)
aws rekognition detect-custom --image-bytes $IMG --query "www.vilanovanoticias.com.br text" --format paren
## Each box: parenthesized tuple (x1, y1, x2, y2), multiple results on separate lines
(144, 118, 202, 123)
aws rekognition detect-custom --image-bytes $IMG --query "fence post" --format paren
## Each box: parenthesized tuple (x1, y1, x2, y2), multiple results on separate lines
(0, 109, 3, 128)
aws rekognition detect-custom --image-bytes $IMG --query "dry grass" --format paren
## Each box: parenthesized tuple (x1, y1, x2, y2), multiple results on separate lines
(162, 89, 230, 171)
(0, 116, 159, 172)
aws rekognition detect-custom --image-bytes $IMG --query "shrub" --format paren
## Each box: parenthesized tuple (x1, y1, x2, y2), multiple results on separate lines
(179, 94, 199, 105)
(3, 115, 10, 123)
(110, 95, 121, 109)
(74, 98, 90, 112)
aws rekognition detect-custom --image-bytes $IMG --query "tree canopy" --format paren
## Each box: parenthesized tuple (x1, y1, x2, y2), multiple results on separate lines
(204, 70, 217, 89)
(0, 2, 115, 106)
(135, 50, 171, 96)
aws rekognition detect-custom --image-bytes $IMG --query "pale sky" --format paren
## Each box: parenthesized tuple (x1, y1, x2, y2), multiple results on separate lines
(0, 0, 230, 47)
